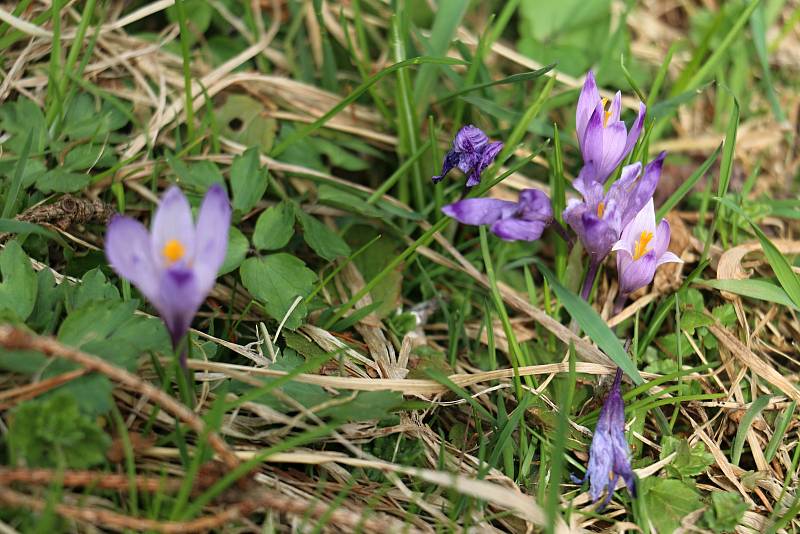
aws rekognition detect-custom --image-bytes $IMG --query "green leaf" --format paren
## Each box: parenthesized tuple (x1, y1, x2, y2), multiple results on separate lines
(643, 478, 702, 534)
(701, 491, 749, 533)
(214, 94, 277, 152)
(698, 278, 799, 310)
(68, 268, 120, 311)
(318, 390, 404, 422)
(219, 226, 248, 275)
(230, 146, 268, 213)
(252, 201, 295, 250)
(536, 261, 643, 385)
(0, 240, 37, 321)
(240, 254, 317, 329)
(660, 436, 714, 478)
(7, 392, 110, 469)
(317, 184, 384, 218)
(680, 309, 714, 335)
(35, 169, 92, 193)
(716, 198, 800, 309)
(297, 210, 350, 261)
(731, 395, 771, 466)
(167, 156, 225, 191)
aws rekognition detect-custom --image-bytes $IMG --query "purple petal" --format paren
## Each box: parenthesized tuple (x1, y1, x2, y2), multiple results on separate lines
(573, 165, 605, 207)
(607, 92, 622, 125)
(465, 167, 482, 188)
(581, 213, 618, 260)
(517, 189, 553, 221)
(617, 249, 657, 295)
(596, 121, 627, 182)
(576, 71, 600, 151)
(621, 153, 664, 228)
(653, 218, 671, 258)
(479, 141, 503, 171)
(156, 267, 203, 346)
(587, 428, 614, 502)
(490, 219, 546, 242)
(105, 215, 159, 302)
(454, 125, 489, 154)
(442, 198, 517, 225)
(193, 184, 231, 292)
(582, 105, 605, 177)
(151, 186, 196, 267)
(623, 102, 647, 156)
(432, 150, 460, 183)
(657, 251, 683, 267)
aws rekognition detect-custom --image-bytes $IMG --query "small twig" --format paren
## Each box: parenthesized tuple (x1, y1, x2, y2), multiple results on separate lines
(0, 467, 183, 493)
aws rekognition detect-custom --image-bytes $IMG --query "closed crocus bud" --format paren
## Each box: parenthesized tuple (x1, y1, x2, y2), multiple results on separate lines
(432, 125, 504, 187)
(576, 70, 646, 184)
(105, 185, 231, 361)
(584, 368, 636, 510)
(612, 198, 682, 311)
(442, 188, 553, 242)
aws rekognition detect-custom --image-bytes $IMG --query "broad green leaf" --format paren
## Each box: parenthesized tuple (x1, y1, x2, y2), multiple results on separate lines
(536, 262, 643, 385)
(0, 240, 37, 321)
(253, 201, 295, 250)
(701, 491, 749, 533)
(297, 210, 350, 261)
(230, 146, 268, 213)
(0, 97, 47, 153)
(240, 254, 317, 329)
(643, 478, 702, 534)
(219, 226, 248, 275)
(214, 94, 277, 151)
(318, 184, 384, 218)
(68, 268, 120, 311)
(36, 169, 92, 193)
(167, 156, 225, 191)
(660, 436, 714, 478)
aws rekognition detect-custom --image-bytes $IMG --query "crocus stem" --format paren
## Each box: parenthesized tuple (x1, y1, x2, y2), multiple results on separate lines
(613, 293, 628, 315)
(580, 260, 600, 301)
(551, 220, 573, 245)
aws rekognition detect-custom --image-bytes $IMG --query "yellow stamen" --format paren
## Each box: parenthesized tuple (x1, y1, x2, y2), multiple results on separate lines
(609, 470, 615, 482)
(633, 231, 654, 260)
(162, 239, 186, 264)
(597, 202, 605, 218)
(600, 97, 611, 127)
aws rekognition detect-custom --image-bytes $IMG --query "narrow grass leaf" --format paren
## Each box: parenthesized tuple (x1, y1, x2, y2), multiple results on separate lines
(656, 144, 720, 220)
(732, 395, 771, 466)
(765, 401, 796, 462)
(698, 279, 798, 310)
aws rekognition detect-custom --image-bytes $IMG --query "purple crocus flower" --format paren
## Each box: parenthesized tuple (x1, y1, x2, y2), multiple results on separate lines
(442, 189, 552, 241)
(612, 198, 682, 310)
(585, 368, 636, 509)
(433, 125, 504, 187)
(105, 185, 231, 351)
(576, 71, 646, 184)
(564, 152, 665, 266)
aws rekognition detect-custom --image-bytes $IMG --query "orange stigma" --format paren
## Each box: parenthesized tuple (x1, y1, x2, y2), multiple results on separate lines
(162, 239, 186, 264)
(597, 202, 605, 218)
(633, 231, 654, 260)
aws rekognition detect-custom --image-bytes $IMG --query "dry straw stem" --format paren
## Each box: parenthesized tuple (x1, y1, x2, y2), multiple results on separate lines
(0, 325, 241, 471)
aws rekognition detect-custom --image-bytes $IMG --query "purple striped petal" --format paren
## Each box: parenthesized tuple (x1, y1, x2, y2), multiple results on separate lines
(454, 125, 489, 153)
(517, 189, 553, 221)
(156, 267, 203, 345)
(623, 102, 646, 156)
(617, 249, 657, 295)
(432, 149, 459, 183)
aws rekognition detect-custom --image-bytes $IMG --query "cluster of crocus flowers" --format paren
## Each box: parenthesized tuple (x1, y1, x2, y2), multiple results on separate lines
(583, 368, 636, 509)
(105, 185, 231, 362)
(432, 125, 503, 187)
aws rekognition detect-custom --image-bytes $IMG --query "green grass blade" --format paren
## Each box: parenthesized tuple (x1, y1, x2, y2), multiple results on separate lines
(765, 401, 795, 462)
(656, 144, 721, 220)
(731, 395, 771, 466)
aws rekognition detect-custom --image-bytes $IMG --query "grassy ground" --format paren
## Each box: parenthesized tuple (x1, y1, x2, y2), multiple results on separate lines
(0, 0, 799, 532)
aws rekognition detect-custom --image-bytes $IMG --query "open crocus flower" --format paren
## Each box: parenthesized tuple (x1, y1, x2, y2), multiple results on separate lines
(564, 152, 665, 267)
(576, 71, 646, 184)
(432, 125, 503, 187)
(105, 185, 231, 352)
(442, 189, 552, 241)
(585, 368, 636, 510)
(612, 198, 682, 308)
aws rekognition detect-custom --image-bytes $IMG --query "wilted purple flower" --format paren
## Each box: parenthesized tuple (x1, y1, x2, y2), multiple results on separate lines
(612, 198, 682, 309)
(105, 185, 231, 351)
(442, 189, 552, 241)
(576, 71, 646, 184)
(585, 368, 636, 509)
(564, 153, 665, 266)
(433, 125, 504, 187)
